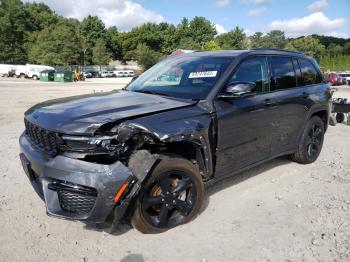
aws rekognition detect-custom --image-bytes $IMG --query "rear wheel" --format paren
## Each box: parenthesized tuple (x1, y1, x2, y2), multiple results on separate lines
(336, 113, 345, 123)
(131, 155, 204, 234)
(291, 116, 325, 164)
(32, 75, 38, 80)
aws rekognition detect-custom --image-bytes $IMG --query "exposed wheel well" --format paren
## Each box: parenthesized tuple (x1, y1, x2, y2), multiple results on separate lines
(147, 142, 207, 179)
(311, 110, 328, 131)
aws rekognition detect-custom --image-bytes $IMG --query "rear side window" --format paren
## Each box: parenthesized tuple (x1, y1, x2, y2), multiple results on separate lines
(270, 57, 296, 91)
(292, 59, 303, 87)
(298, 59, 322, 85)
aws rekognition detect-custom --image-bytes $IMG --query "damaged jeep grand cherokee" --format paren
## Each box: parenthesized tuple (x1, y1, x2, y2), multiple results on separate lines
(19, 49, 331, 233)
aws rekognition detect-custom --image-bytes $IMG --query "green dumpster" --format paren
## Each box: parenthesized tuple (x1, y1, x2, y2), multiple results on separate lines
(54, 71, 73, 82)
(40, 70, 55, 81)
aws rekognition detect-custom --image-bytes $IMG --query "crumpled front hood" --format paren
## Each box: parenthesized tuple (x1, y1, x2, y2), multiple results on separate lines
(24, 90, 196, 135)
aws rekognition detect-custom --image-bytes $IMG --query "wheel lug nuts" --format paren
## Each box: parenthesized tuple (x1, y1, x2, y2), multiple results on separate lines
(165, 204, 169, 207)
(172, 200, 176, 204)
(161, 198, 165, 202)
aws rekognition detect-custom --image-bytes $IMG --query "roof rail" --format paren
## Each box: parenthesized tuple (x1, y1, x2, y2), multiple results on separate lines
(250, 48, 304, 55)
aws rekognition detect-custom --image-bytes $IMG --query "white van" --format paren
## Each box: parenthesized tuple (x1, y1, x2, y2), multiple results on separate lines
(15, 64, 55, 80)
(0, 64, 17, 77)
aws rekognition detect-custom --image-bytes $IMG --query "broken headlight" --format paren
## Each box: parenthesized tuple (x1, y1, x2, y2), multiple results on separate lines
(60, 134, 127, 157)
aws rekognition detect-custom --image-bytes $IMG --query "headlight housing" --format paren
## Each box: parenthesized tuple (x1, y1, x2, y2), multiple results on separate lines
(60, 134, 127, 157)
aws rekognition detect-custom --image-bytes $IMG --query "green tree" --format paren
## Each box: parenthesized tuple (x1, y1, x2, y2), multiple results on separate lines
(285, 36, 325, 60)
(120, 23, 166, 59)
(320, 55, 350, 71)
(344, 42, 350, 55)
(28, 18, 82, 66)
(189, 16, 217, 49)
(24, 2, 57, 32)
(177, 37, 202, 50)
(204, 40, 221, 51)
(263, 30, 286, 49)
(249, 32, 264, 48)
(161, 24, 178, 54)
(311, 34, 349, 48)
(216, 27, 247, 50)
(0, 0, 28, 63)
(92, 38, 111, 66)
(79, 16, 107, 64)
(135, 43, 161, 70)
(327, 43, 344, 56)
(176, 18, 191, 39)
(106, 26, 123, 60)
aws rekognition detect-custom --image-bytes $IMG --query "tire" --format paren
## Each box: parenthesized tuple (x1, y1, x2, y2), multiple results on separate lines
(131, 155, 204, 234)
(291, 116, 325, 164)
(336, 113, 345, 123)
(20, 74, 26, 79)
(32, 75, 38, 80)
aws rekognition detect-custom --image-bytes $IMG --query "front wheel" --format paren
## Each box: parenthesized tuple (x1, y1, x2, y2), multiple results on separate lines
(131, 155, 204, 234)
(291, 116, 325, 164)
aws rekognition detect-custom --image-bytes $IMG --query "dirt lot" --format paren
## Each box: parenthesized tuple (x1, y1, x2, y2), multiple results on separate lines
(0, 78, 349, 262)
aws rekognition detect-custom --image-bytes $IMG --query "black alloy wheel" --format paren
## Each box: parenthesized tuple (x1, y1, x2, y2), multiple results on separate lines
(131, 155, 204, 234)
(306, 123, 323, 158)
(291, 116, 325, 164)
(141, 171, 196, 229)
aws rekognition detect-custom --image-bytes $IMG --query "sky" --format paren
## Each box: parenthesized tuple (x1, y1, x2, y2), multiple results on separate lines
(24, 0, 350, 38)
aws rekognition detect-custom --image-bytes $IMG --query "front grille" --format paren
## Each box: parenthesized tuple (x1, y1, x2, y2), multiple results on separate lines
(57, 190, 97, 214)
(24, 119, 60, 156)
(48, 181, 97, 215)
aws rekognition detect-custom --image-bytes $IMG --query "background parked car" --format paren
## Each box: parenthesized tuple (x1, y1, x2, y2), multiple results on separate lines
(126, 70, 135, 77)
(86, 70, 101, 78)
(338, 72, 350, 85)
(324, 73, 347, 86)
(81, 71, 93, 78)
(114, 70, 135, 77)
(100, 71, 115, 78)
(114, 71, 127, 77)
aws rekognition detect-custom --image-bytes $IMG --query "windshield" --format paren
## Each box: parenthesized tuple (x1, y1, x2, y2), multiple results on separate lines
(127, 55, 234, 99)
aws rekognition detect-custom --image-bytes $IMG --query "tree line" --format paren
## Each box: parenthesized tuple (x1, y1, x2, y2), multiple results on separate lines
(1, 0, 350, 71)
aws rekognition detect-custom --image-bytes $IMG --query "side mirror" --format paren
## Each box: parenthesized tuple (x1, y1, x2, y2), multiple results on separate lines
(218, 81, 256, 99)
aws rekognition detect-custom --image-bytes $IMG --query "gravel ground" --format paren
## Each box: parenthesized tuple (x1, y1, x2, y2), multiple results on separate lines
(0, 78, 349, 262)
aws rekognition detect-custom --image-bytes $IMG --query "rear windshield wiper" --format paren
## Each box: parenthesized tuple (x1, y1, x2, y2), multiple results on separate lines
(134, 90, 169, 97)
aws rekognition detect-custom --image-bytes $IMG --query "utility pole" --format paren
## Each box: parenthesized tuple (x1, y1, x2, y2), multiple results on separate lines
(83, 47, 88, 68)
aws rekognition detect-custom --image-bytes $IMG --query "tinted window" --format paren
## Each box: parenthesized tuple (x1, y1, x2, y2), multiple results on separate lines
(270, 57, 296, 90)
(299, 59, 321, 85)
(229, 56, 269, 93)
(292, 59, 303, 87)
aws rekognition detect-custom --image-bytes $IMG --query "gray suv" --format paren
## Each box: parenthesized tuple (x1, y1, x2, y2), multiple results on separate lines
(19, 49, 332, 233)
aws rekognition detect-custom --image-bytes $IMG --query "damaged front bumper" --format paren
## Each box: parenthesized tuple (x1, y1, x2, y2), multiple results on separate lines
(19, 133, 156, 223)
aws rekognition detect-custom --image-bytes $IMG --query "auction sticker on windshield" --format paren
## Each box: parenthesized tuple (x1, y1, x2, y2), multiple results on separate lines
(189, 71, 217, 78)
